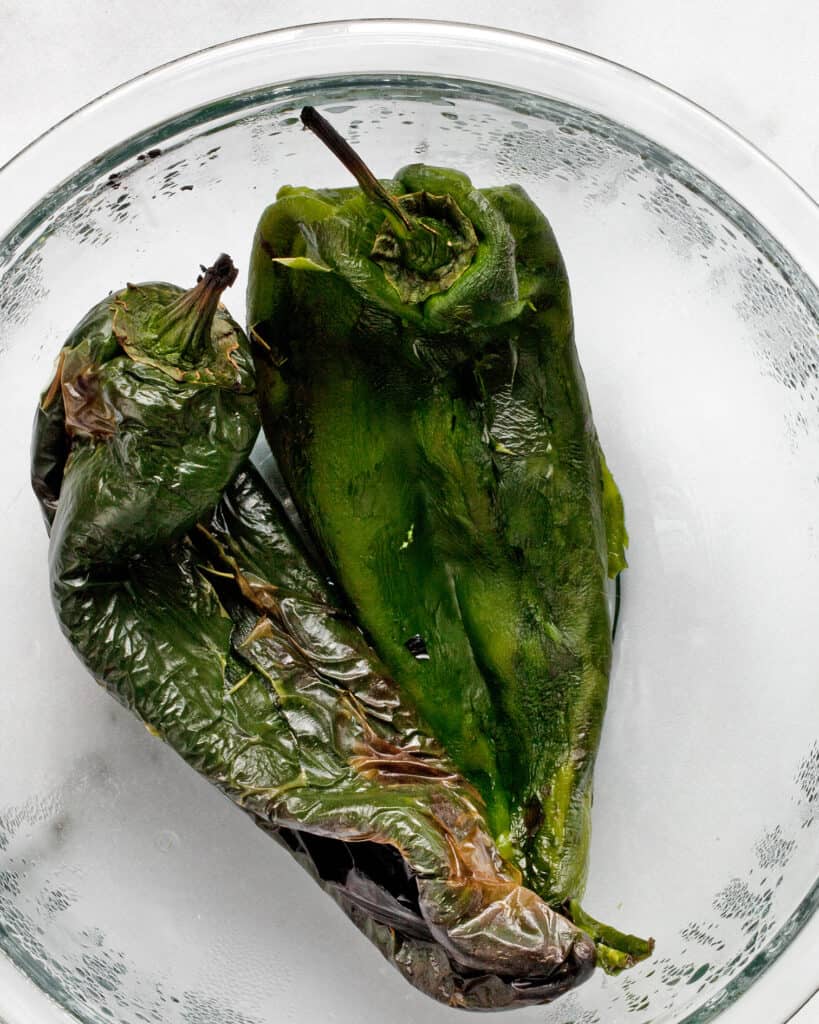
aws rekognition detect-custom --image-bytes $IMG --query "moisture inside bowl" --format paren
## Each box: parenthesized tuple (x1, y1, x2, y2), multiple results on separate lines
(0, 21, 817, 1024)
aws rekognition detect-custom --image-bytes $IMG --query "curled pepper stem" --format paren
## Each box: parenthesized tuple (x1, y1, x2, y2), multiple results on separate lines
(300, 106, 413, 239)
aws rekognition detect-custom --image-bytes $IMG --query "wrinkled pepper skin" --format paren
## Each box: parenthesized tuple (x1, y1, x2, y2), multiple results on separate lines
(31, 263, 601, 1008)
(32, 255, 259, 565)
(247, 160, 647, 970)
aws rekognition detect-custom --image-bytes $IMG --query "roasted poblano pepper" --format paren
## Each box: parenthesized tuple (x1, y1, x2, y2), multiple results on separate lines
(30, 258, 603, 1008)
(247, 109, 651, 972)
(32, 255, 258, 557)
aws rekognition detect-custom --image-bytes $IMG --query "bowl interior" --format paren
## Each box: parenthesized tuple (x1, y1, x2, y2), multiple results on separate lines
(1, 69, 818, 1024)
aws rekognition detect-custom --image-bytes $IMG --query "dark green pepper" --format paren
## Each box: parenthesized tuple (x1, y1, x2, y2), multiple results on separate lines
(32, 255, 259, 567)
(247, 109, 650, 971)
(30, 258, 600, 1008)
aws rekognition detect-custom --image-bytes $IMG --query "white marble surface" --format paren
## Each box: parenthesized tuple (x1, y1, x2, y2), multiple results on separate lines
(1, 2, 817, 1021)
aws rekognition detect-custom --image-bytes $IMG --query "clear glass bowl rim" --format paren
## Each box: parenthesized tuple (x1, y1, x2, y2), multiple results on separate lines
(0, 18, 816, 1024)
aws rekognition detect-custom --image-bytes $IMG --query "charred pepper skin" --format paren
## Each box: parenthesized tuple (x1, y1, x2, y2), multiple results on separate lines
(247, 119, 649, 968)
(31, 259, 600, 1009)
(32, 255, 258, 570)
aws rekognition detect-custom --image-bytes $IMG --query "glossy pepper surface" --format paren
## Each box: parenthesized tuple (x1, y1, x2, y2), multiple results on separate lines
(30, 257, 603, 1009)
(32, 255, 258, 560)
(246, 110, 649, 972)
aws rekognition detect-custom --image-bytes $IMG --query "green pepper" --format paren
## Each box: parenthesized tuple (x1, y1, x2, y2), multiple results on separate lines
(30, 259, 600, 1008)
(32, 255, 259, 568)
(247, 109, 650, 970)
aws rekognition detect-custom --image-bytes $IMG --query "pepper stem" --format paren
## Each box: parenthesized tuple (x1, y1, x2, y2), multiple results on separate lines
(566, 900, 654, 975)
(300, 106, 412, 239)
(158, 254, 238, 364)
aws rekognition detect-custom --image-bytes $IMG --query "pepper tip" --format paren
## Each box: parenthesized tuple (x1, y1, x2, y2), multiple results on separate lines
(199, 253, 238, 291)
(300, 106, 318, 130)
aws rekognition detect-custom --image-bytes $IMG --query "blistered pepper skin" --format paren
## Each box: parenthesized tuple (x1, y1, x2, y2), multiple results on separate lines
(247, 156, 648, 969)
(32, 257, 259, 579)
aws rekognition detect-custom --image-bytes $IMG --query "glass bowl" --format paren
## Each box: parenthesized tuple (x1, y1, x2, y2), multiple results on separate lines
(1, 20, 817, 1024)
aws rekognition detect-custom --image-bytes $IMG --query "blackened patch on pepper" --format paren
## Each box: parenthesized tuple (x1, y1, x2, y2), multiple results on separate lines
(524, 796, 545, 837)
(405, 634, 430, 660)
